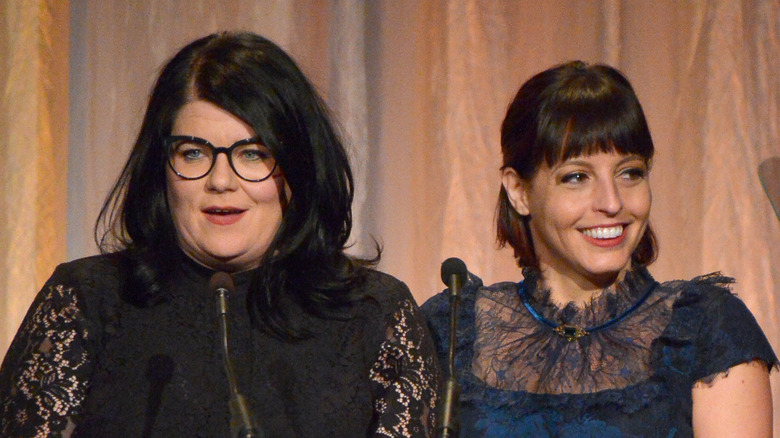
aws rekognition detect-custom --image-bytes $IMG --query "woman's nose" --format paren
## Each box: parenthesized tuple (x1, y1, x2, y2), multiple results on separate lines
(593, 179, 622, 215)
(205, 153, 239, 192)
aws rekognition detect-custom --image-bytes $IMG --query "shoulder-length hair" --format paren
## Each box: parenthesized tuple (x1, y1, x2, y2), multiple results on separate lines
(496, 60, 657, 269)
(96, 31, 374, 338)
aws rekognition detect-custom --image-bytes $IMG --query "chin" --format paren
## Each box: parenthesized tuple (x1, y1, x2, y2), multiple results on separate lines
(585, 263, 632, 284)
(216, 252, 265, 271)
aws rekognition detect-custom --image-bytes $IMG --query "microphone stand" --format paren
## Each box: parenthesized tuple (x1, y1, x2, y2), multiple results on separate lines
(213, 275, 263, 438)
(438, 263, 464, 437)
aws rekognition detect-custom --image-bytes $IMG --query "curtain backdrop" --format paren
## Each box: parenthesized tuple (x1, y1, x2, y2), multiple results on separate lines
(3, 0, 779, 432)
(0, 0, 69, 366)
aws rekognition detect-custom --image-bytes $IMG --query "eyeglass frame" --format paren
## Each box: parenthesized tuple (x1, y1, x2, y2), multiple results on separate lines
(163, 135, 278, 182)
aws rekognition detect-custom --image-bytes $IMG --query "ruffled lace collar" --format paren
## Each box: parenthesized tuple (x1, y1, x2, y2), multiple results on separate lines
(519, 266, 656, 330)
(471, 266, 677, 394)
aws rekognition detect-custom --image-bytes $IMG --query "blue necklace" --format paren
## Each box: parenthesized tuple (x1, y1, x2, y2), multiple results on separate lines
(517, 279, 658, 342)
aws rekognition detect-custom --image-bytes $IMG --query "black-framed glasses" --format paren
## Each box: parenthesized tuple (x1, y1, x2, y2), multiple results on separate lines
(163, 135, 278, 182)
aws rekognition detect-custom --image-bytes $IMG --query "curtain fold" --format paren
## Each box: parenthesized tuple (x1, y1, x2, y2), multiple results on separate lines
(436, 0, 513, 281)
(0, 0, 69, 360)
(328, 0, 371, 257)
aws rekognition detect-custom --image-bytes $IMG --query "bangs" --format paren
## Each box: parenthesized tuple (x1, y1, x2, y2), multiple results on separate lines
(536, 67, 654, 168)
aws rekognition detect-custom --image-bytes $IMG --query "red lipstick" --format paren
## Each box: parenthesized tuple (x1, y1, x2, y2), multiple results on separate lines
(582, 232, 626, 248)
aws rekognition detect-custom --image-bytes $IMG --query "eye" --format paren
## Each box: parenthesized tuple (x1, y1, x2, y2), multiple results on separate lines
(234, 144, 273, 162)
(560, 171, 589, 184)
(175, 143, 210, 161)
(618, 167, 647, 182)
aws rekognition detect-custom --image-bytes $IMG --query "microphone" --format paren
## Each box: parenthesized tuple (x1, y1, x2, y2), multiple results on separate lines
(210, 272, 263, 438)
(437, 258, 468, 438)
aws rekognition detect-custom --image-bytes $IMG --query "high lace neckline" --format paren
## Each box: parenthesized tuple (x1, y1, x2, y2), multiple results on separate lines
(519, 266, 658, 334)
(471, 266, 678, 394)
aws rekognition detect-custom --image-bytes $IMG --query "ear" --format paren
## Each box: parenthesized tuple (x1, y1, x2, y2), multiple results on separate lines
(502, 167, 531, 216)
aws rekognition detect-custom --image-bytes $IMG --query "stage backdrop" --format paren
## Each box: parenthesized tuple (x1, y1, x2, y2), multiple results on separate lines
(2, 0, 779, 433)
(0, 0, 69, 367)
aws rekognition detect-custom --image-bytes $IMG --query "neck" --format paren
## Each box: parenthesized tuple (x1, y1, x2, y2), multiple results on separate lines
(537, 266, 626, 308)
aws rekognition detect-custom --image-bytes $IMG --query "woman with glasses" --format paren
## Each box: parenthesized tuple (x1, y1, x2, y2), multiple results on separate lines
(423, 61, 776, 437)
(0, 32, 439, 437)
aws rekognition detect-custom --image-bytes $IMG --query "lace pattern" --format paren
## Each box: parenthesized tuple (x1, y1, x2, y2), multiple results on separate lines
(371, 297, 439, 437)
(472, 267, 676, 394)
(1, 256, 440, 437)
(0, 284, 92, 438)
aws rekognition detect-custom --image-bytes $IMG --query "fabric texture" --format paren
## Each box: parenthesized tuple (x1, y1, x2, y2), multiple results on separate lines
(421, 267, 777, 437)
(0, 251, 440, 437)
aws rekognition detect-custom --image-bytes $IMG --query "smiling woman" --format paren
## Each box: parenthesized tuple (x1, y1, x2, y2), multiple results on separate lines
(503, 152, 652, 301)
(422, 61, 777, 437)
(0, 32, 439, 437)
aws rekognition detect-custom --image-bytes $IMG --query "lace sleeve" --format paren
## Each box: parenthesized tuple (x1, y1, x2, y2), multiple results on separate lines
(0, 281, 94, 438)
(688, 276, 778, 383)
(369, 297, 441, 437)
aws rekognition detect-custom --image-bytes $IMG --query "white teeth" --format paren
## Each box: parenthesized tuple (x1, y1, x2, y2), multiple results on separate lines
(582, 226, 623, 239)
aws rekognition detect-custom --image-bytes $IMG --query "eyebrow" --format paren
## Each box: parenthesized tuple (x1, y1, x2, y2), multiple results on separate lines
(165, 135, 265, 147)
(555, 154, 646, 169)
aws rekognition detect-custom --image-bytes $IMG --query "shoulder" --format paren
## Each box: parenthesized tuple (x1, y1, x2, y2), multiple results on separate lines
(421, 273, 521, 322)
(360, 268, 411, 295)
(357, 268, 414, 306)
(421, 273, 512, 347)
(48, 252, 127, 289)
(41, 252, 129, 319)
(421, 272, 487, 319)
(662, 271, 767, 334)
(664, 272, 735, 308)
(349, 268, 425, 325)
(664, 272, 762, 332)
(662, 272, 778, 380)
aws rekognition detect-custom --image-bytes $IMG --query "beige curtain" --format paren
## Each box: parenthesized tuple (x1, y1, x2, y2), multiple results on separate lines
(3, 0, 779, 433)
(0, 0, 69, 362)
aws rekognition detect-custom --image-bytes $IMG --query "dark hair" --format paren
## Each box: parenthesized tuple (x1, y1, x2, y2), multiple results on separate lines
(96, 31, 375, 338)
(496, 60, 657, 268)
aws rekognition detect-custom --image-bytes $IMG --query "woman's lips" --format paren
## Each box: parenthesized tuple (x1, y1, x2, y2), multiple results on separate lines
(203, 208, 245, 226)
(581, 225, 626, 247)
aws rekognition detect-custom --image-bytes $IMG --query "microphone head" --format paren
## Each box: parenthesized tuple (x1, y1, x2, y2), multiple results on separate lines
(209, 271, 235, 292)
(441, 257, 468, 286)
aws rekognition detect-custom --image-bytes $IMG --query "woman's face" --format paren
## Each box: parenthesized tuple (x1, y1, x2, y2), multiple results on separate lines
(503, 151, 651, 291)
(166, 100, 290, 272)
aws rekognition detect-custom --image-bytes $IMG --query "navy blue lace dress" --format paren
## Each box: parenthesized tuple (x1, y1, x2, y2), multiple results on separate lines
(421, 266, 777, 437)
(0, 251, 440, 437)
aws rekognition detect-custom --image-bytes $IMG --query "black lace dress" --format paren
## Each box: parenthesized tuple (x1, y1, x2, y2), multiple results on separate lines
(0, 251, 440, 437)
(422, 266, 777, 437)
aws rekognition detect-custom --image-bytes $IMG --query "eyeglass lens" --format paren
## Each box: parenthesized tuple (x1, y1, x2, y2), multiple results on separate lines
(167, 137, 276, 181)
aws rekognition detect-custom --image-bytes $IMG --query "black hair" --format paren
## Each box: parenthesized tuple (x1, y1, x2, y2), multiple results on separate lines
(95, 31, 376, 338)
(496, 60, 657, 268)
